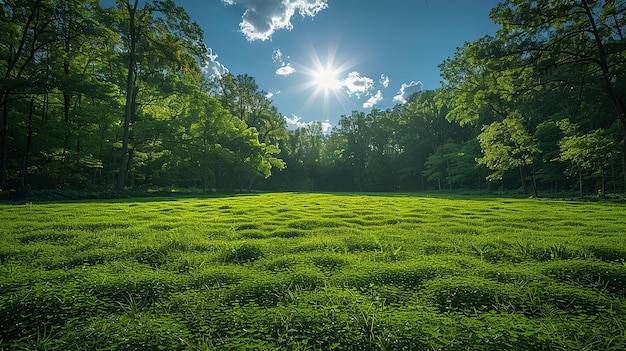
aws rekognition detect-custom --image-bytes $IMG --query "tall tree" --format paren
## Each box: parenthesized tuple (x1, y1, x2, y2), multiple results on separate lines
(477, 112, 540, 196)
(116, 0, 139, 190)
(216, 73, 288, 144)
(490, 0, 626, 190)
(113, 0, 207, 189)
(424, 140, 483, 190)
(50, 0, 114, 187)
(0, 0, 58, 190)
(558, 119, 621, 195)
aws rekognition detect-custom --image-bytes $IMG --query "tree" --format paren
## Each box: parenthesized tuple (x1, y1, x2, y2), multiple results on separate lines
(50, 0, 117, 188)
(1, 0, 58, 190)
(0, 0, 292, 193)
(438, 35, 538, 128)
(559, 119, 621, 195)
(399, 90, 463, 190)
(424, 140, 483, 190)
(176, 92, 237, 192)
(533, 119, 569, 192)
(438, 35, 546, 193)
(477, 112, 540, 196)
(490, 0, 626, 190)
(279, 121, 326, 190)
(215, 73, 288, 144)
(335, 111, 368, 190)
(112, 0, 207, 189)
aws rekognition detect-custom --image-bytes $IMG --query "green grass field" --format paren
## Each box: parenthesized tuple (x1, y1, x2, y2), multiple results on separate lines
(1, 193, 626, 350)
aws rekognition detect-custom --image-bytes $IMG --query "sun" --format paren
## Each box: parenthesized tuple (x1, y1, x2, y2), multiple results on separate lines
(312, 66, 341, 92)
(295, 40, 357, 114)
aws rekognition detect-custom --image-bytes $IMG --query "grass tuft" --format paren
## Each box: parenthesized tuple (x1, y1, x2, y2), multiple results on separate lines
(220, 242, 264, 264)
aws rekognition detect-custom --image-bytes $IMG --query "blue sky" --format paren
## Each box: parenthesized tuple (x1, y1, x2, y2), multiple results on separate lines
(166, 1, 501, 130)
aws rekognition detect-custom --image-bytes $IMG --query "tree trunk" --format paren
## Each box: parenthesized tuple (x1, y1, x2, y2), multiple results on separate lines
(611, 163, 616, 192)
(621, 120, 626, 192)
(528, 168, 538, 197)
(1, 93, 8, 190)
(63, 33, 71, 123)
(580, 0, 626, 192)
(519, 166, 528, 194)
(600, 167, 605, 197)
(20, 98, 35, 189)
(118, 0, 139, 190)
(521, 158, 538, 197)
(578, 165, 583, 197)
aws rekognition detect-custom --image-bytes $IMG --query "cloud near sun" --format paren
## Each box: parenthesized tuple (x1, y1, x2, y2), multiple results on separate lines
(363, 90, 383, 109)
(340, 72, 374, 98)
(223, 0, 329, 41)
(276, 63, 296, 76)
(393, 81, 423, 104)
(220, 1, 422, 111)
(285, 115, 332, 133)
(273, 49, 296, 76)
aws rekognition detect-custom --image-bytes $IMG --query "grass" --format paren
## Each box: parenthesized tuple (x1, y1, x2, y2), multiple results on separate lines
(1, 193, 626, 350)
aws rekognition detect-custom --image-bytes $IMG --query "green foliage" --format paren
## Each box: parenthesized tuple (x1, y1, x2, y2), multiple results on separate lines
(2, 0, 626, 195)
(0, 1, 288, 193)
(478, 112, 538, 181)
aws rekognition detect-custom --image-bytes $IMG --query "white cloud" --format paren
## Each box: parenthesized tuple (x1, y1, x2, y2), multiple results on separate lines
(224, 0, 328, 41)
(265, 92, 274, 99)
(272, 48, 283, 62)
(276, 63, 296, 76)
(202, 48, 229, 78)
(363, 90, 383, 109)
(285, 115, 333, 134)
(273, 48, 295, 76)
(285, 114, 308, 128)
(340, 71, 374, 98)
(380, 74, 390, 88)
(321, 120, 332, 133)
(393, 81, 423, 104)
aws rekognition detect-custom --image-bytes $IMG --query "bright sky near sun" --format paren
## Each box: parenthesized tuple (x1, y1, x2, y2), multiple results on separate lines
(147, 1, 501, 131)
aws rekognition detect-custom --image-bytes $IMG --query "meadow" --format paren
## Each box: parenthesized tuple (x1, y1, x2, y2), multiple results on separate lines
(1, 193, 626, 350)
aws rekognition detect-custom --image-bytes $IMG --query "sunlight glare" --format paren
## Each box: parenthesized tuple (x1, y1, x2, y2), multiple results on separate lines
(295, 40, 358, 116)
(313, 66, 341, 91)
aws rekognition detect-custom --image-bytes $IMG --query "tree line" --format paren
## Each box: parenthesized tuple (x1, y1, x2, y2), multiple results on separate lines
(1, 0, 286, 193)
(1, 0, 625, 196)
(269, 0, 626, 196)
